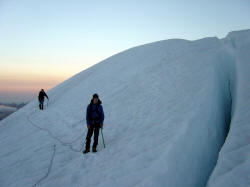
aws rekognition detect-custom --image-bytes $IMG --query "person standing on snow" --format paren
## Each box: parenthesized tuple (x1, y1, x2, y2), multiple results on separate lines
(83, 93, 105, 154)
(38, 89, 49, 110)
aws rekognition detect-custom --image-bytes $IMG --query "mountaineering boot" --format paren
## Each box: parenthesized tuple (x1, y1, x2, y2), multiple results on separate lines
(83, 149, 90, 154)
(92, 147, 97, 153)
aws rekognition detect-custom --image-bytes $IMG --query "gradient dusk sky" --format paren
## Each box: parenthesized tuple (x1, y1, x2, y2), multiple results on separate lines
(1, 0, 250, 103)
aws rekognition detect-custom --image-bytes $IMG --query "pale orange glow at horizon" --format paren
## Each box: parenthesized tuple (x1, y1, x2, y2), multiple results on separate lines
(0, 59, 99, 93)
(0, 53, 108, 102)
(0, 54, 107, 95)
(0, 71, 77, 103)
(1, 77, 63, 92)
(0, 70, 80, 93)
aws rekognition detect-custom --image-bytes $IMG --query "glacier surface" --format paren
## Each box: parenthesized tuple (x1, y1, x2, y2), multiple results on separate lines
(0, 30, 249, 187)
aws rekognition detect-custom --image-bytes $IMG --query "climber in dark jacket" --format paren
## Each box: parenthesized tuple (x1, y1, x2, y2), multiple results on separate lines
(83, 93, 104, 154)
(38, 89, 49, 110)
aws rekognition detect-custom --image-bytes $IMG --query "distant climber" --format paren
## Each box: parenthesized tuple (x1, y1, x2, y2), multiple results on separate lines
(38, 89, 49, 110)
(83, 93, 105, 154)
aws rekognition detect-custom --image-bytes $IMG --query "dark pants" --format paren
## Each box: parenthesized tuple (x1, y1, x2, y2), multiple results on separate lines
(85, 124, 100, 150)
(39, 99, 44, 110)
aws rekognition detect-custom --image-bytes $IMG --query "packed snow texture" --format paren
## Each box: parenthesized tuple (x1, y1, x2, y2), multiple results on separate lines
(207, 30, 250, 187)
(0, 30, 249, 187)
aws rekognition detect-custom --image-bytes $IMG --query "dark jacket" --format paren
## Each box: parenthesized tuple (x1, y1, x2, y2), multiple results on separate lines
(86, 99, 104, 126)
(38, 91, 49, 102)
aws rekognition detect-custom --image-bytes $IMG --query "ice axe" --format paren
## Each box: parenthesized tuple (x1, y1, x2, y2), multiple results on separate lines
(100, 128, 106, 148)
(46, 98, 49, 107)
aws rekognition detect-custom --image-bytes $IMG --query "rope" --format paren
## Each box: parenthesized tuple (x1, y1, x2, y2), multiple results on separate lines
(27, 109, 85, 153)
(33, 144, 56, 187)
(26, 108, 87, 186)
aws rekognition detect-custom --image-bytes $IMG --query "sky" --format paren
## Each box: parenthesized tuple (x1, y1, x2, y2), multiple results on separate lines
(0, 0, 250, 103)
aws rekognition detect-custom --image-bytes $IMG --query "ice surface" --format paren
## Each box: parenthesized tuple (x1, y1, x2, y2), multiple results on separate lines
(207, 30, 250, 187)
(0, 30, 249, 187)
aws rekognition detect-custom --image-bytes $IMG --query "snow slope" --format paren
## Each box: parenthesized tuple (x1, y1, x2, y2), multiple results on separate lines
(207, 30, 250, 187)
(0, 30, 249, 187)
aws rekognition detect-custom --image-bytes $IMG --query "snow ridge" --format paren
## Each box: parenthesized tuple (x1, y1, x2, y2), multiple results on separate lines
(0, 29, 249, 187)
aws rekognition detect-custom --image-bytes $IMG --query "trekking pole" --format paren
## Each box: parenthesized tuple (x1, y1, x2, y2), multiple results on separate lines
(100, 128, 106, 148)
